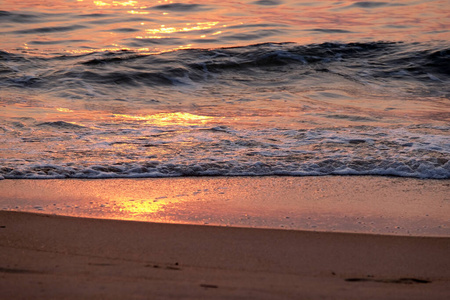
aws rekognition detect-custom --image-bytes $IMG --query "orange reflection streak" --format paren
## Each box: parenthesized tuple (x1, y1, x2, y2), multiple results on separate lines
(56, 107, 74, 113)
(94, 0, 138, 7)
(65, 44, 192, 55)
(136, 36, 164, 39)
(113, 0, 138, 6)
(114, 112, 216, 126)
(2, 0, 448, 57)
(128, 10, 149, 14)
(93, 0, 109, 6)
(144, 22, 219, 35)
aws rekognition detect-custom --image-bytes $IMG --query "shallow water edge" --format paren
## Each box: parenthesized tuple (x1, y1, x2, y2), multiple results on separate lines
(1, 176, 449, 237)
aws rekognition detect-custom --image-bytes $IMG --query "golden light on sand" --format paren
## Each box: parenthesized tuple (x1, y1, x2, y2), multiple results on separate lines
(114, 112, 216, 126)
(114, 197, 166, 215)
(81, 179, 194, 220)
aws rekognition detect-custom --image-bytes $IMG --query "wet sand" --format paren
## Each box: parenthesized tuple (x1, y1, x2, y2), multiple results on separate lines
(0, 176, 449, 299)
(0, 176, 449, 236)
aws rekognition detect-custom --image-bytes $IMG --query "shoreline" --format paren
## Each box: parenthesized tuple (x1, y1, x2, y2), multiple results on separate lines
(1, 176, 449, 236)
(1, 210, 449, 299)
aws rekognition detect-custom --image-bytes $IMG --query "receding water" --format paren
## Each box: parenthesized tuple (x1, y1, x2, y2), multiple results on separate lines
(1, 0, 449, 179)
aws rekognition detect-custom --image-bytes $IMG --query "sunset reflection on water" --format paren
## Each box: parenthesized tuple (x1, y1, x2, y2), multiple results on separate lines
(113, 112, 216, 126)
(1, 0, 449, 182)
(2, 0, 447, 55)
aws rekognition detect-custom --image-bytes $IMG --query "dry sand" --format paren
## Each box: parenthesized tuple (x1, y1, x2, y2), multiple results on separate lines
(1, 211, 450, 299)
(0, 176, 449, 299)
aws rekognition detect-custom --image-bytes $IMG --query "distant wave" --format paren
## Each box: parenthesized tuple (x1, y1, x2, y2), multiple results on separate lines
(2, 42, 449, 91)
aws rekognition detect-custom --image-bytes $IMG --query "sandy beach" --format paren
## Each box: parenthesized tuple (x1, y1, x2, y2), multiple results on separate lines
(1, 176, 449, 299)
(0, 210, 449, 299)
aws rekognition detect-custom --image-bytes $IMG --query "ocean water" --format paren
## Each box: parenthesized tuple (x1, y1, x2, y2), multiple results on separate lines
(1, 0, 449, 179)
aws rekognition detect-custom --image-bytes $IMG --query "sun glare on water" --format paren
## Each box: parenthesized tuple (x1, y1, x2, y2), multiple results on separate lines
(113, 197, 167, 216)
(113, 112, 216, 126)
